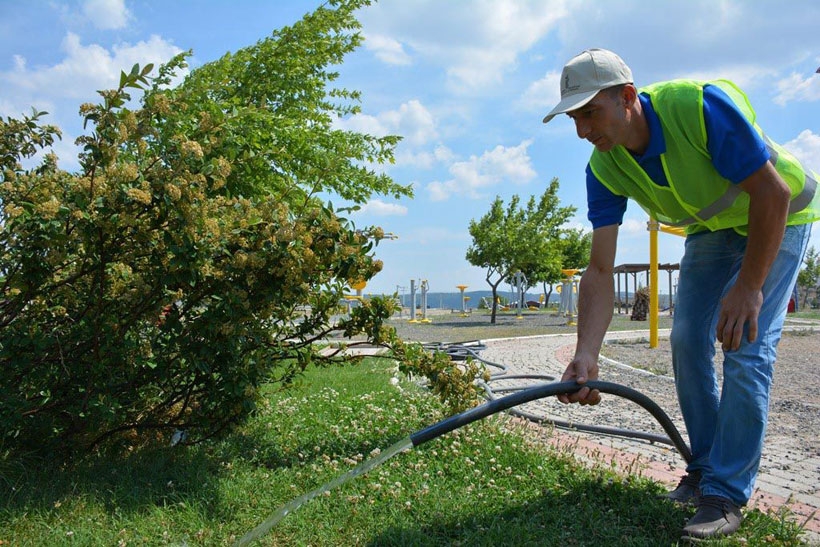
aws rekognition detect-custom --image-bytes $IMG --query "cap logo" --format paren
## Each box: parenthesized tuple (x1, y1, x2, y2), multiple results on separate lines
(562, 73, 579, 97)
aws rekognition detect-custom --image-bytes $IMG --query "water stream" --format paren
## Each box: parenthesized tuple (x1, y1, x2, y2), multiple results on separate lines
(234, 436, 414, 546)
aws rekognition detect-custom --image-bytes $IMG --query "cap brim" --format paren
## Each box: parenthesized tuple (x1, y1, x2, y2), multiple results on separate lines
(542, 89, 600, 124)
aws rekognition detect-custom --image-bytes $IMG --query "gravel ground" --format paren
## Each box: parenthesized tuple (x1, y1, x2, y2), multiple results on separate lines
(389, 311, 819, 455)
(600, 328, 820, 458)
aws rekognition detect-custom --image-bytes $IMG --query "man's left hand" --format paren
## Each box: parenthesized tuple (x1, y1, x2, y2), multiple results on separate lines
(716, 281, 762, 351)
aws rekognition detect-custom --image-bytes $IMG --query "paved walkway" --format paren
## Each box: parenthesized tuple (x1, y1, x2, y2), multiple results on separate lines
(478, 329, 820, 545)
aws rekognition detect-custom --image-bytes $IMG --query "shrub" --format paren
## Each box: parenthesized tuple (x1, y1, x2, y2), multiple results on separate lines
(0, 1, 484, 457)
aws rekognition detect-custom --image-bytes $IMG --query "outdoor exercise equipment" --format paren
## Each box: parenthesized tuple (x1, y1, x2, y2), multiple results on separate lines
(512, 271, 527, 319)
(558, 269, 580, 325)
(456, 284, 469, 316)
(342, 279, 367, 313)
(235, 342, 691, 546)
(408, 279, 431, 323)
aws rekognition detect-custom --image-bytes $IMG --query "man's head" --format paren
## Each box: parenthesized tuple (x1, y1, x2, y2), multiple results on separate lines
(542, 48, 633, 124)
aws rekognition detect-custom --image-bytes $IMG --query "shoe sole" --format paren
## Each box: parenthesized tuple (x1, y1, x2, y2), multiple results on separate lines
(666, 497, 698, 507)
(680, 528, 739, 543)
(681, 536, 709, 544)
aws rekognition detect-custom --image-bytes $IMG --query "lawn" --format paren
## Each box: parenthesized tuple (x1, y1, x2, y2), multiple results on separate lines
(0, 358, 809, 546)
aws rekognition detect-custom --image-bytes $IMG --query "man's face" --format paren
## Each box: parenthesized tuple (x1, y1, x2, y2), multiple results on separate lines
(566, 89, 627, 152)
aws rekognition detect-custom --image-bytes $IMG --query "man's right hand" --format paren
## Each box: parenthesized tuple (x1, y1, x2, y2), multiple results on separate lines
(557, 354, 601, 405)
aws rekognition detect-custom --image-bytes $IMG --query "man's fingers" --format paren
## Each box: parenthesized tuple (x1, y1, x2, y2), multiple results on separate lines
(716, 313, 727, 343)
(732, 323, 744, 350)
(579, 388, 601, 406)
(720, 316, 757, 351)
(747, 316, 758, 344)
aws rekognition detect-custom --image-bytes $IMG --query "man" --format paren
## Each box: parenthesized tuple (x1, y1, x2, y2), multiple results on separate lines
(543, 48, 819, 540)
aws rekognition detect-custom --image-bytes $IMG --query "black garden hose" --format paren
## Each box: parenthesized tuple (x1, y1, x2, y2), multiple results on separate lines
(421, 341, 691, 462)
(410, 379, 691, 463)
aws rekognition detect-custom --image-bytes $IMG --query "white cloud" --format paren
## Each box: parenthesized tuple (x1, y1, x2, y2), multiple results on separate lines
(396, 144, 455, 169)
(783, 130, 820, 174)
(83, 0, 131, 30)
(619, 216, 649, 237)
(426, 140, 536, 201)
(336, 111, 385, 136)
(360, 0, 567, 93)
(426, 180, 451, 202)
(677, 64, 779, 92)
(383, 100, 437, 145)
(565, 1, 818, 90)
(774, 73, 820, 106)
(0, 32, 184, 103)
(336, 99, 437, 146)
(519, 70, 560, 113)
(613, 212, 686, 266)
(363, 33, 412, 66)
(355, 199, 409, 217)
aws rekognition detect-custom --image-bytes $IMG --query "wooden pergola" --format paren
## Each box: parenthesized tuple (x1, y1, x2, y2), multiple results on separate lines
(613, 263, 680, 314)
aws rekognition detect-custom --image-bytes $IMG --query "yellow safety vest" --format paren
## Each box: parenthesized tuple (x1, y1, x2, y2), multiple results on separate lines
(589, 79, 819, 234)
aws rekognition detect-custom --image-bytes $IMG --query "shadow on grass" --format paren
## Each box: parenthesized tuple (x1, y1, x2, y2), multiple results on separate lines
(1, 423, 413, 509)
(365, 474, 691, 546)
(1, 442, 226, 519)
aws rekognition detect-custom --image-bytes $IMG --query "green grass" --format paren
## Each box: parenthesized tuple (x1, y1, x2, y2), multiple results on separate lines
(0, 360, 810, 546)
(789, 309, 820, 320)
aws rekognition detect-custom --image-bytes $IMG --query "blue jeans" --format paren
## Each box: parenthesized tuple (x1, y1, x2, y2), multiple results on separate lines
(670, 223, 811, 505)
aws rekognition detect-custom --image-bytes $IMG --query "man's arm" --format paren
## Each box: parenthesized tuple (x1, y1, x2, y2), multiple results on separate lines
(716, 161, 791, 351)
(558, 223, 618, 405)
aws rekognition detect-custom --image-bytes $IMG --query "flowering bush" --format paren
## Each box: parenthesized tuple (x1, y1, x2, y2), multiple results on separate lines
(0, 1, 422, 455)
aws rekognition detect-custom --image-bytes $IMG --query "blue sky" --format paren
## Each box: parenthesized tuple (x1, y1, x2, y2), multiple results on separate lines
(2, 0, 819, 296)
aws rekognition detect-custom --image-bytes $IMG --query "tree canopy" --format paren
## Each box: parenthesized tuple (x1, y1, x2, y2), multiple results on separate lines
(465, 178, 578, 323)
(797, 246, 820, 308)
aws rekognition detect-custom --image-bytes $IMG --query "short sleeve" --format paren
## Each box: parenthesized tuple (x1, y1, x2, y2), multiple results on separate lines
(703, 84, 770, 184)
(586, 163, 627, 228)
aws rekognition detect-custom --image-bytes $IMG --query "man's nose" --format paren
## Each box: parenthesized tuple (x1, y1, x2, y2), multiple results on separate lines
(575, 119, 590, 139)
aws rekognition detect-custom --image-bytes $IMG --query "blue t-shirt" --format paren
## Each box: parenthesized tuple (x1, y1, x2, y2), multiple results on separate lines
(586, 84, 770, 229)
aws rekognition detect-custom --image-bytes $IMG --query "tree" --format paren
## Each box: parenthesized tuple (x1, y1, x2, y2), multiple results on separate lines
(149, 2, 408, 204)
(797, 246, 820, 308)
(465, 179, 575, 323)
(0, 0, 487, 457)
(536, 227, 592, 307)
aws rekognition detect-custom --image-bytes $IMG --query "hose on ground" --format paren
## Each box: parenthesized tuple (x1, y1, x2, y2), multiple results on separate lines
(420, 341, 691, 463)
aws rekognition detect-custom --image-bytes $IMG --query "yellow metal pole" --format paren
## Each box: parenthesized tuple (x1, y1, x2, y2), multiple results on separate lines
(659, 224, 686, 237)
(647, 218, 659, 348)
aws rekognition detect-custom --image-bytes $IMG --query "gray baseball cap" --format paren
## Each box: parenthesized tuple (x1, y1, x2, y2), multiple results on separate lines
(542, 48, 633, 124)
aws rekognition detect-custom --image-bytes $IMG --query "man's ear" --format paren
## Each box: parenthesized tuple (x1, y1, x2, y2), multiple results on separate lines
(622, 84, 638, 107)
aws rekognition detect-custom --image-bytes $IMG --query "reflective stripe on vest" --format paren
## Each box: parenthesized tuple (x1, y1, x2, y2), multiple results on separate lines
(663, 134, 818, 228)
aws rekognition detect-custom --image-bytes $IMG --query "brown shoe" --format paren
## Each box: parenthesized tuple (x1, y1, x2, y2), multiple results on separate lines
(663, 471, 701, 505)
(682, 495, 743, 540)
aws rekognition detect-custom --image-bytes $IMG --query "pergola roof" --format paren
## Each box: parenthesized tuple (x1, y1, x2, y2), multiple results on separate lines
(613, 263, 680, 274)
